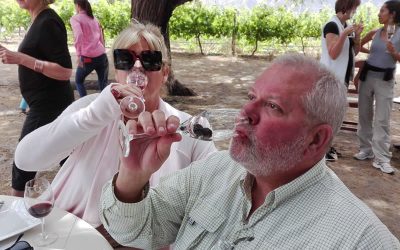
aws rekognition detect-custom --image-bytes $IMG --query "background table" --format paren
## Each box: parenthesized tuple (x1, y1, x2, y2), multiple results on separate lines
(0, 195, 112, 250)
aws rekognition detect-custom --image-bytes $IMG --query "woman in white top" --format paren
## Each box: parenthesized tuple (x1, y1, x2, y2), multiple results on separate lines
(15, 22, 217, 247)
(320, 0, 362, 161)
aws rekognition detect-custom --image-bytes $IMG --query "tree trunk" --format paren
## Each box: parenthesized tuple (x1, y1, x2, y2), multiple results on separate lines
(131, 0, 196, 96)
(196, 35, 204, 55)
(301, 37, 305, 55)
(251, 40, 258, 56)
(231, 11, 237, 56)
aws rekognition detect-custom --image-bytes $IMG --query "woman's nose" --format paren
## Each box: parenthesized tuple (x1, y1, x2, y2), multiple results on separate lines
(133, 58, 142, 69)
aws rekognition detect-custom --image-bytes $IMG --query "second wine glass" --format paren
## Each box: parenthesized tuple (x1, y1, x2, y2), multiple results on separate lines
(24, 177, 57, 247)
(118, 108, 248, 157)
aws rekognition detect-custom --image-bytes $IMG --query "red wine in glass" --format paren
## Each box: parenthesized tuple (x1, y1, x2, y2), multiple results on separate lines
(24, 177, 57, 246)
(28, 201, 53, 218)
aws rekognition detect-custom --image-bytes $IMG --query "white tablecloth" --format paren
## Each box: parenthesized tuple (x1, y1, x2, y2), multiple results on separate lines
(0, 195, 112, 250)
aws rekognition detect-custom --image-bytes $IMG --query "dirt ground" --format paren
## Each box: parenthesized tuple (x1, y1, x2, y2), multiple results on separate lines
(0, 43, 399, 239)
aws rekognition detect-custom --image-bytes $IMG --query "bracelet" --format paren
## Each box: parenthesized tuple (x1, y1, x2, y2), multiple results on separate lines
(33, 60, 44, 73)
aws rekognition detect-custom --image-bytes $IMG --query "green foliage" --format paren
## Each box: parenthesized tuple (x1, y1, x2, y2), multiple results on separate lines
(0, 1, 30, 39)
(272, 7, 297, 45)
(238, 5, 274, 44)
(353, 3, 380, 37)
(170, 2, 218, 54)
(213, 8, 237, 38)
(0, 0, 381, 56)
(92, 0, 131, 40)
(52, 0, 74, 31)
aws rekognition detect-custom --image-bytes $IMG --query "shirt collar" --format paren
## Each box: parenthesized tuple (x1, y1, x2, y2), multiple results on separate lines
(240, 158, 328, 208)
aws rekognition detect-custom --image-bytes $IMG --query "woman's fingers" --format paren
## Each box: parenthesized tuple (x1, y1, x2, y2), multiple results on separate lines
(110, 83, 142, 102)
(134, 111, 179, 137)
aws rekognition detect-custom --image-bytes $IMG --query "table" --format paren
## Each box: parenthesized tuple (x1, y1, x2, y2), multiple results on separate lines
(0, 195, 112, 250)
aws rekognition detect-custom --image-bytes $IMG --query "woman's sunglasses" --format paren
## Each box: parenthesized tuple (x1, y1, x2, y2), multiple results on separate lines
(113, 49, 162, 71)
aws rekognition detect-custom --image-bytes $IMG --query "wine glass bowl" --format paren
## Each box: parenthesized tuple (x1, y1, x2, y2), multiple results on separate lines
(120, 95, 146, 119)
(179, 109, 245, 141)
(387, 24, 396, 40)
(24, 177, 57, 246)
(118, 108, 248, 157)
(119, 70, 148, 119)
(348, 18, 356, 38)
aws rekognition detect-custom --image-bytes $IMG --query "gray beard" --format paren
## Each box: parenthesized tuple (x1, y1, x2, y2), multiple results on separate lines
(229, 132, 307, 177)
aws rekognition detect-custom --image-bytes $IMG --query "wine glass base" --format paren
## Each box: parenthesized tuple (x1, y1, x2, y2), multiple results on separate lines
(33, 232, 58, 247)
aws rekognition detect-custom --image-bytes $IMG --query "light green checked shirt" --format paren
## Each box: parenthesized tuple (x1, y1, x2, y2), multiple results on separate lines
(100, 151, 400, 249)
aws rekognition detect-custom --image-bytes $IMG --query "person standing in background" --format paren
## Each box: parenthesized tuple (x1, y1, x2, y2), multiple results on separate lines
(320, 0, 363, 161)
(0, 0, 74, 197)
(71, 0, 109, 97)
(354, 0, 400, 175)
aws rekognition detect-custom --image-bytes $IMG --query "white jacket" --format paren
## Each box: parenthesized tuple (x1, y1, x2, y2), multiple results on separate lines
(15, 85, 217, 227)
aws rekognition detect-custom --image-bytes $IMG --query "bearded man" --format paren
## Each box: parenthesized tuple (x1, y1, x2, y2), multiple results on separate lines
(99, 54, 400, 249)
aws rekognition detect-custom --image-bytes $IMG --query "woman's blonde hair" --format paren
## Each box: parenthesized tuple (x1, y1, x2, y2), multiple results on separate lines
(112, 21, 170, 66)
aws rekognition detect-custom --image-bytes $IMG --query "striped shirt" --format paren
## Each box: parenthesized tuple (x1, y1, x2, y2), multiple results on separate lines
(100, 151, 400, 249)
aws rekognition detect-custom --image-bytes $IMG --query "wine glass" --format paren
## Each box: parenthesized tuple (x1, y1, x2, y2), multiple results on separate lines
(386, 24, 396, 53)
(348, 18, 356, 38)
(119, 70, 147, 119)
(118, 108, 248, 157)
(24, 177, 57, 246)
(387, 24, 396, 40)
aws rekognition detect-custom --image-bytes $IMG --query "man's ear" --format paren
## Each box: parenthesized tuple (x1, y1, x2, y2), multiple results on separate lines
(162, 64, 170, 84)
(304, 124, 333, 158)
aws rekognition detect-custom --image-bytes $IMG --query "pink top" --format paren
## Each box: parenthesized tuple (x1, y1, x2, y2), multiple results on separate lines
(15, 85, 217, 227)
(70, 11, 105, 58)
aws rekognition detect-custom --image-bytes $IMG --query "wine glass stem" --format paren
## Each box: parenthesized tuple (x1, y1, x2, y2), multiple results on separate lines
(41, 217, 47, 240)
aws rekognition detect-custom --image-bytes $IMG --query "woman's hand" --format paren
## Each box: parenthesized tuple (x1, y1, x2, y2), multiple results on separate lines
(110, 83, 143, 104)
(387, 41, 397, 55)
(354, 24, 364, 37)
(343, 25, 356, 37)
(114, 110, 182, 202)
(0, 44, 23, 65)
(76, 58, 83, 68)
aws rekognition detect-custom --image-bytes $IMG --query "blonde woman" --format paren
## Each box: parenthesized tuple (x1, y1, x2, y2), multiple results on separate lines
(0, 0, 74, 196)
(14, 22, 217, 247)
(320, 0, 363, 161)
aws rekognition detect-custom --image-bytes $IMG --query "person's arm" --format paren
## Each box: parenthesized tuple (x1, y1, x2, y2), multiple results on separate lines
(99, 111, 184, 248)
(98, 21, 105, 47)
(0, 45, 71, 80)
(14, 85, 121, 171)
(387, 33, 400, 62)
(353, 24, 364, 55)
(113, 111, 182, 202)
(359, 29, 377, 54)
(325, 25, 355, 60)
(37, 17, 72, 80)
(70, 16, 83, 58)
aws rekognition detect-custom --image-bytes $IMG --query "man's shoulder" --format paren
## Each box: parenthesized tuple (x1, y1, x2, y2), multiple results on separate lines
(279, 168, 399, 248)
(315, 169, 397, 242)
